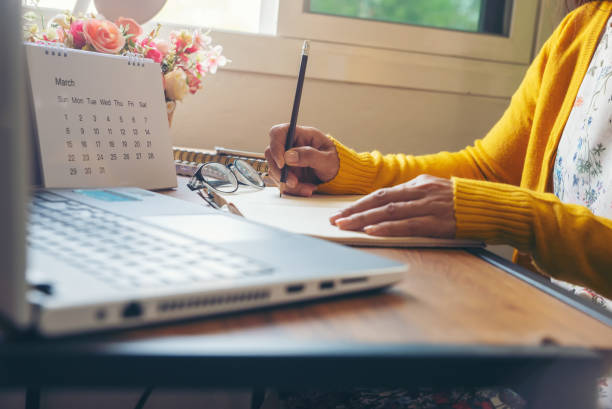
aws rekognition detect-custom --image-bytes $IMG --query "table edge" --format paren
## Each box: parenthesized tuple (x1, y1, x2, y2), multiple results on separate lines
(470, 248, 612, 328)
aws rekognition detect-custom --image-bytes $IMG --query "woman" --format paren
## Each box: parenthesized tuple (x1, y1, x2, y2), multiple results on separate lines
(266, 0, 612, 301)
(263, 0, 612, 407)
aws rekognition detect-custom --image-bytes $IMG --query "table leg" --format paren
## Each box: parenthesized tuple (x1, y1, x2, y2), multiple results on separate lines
(251, 388, 266, 409)
(25, 388, 40, 409)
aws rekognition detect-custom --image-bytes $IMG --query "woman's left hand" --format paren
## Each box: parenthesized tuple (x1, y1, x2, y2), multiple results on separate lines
(329, 175, 456, 238)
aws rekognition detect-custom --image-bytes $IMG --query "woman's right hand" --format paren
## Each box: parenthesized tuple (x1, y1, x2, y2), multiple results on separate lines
(265, 124, 340, 197)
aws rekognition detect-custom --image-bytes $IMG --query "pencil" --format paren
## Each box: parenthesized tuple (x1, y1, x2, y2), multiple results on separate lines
(280, 40, 309, 197)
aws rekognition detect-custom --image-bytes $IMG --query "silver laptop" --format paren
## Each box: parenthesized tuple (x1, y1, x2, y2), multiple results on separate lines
(0, 0, 406, 337)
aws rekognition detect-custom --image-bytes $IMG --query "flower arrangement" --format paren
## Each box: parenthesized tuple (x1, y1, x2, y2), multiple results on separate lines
(23, 8, 228, 123)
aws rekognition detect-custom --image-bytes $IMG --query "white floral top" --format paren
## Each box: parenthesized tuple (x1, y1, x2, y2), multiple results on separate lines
(552, 16, 612, 312)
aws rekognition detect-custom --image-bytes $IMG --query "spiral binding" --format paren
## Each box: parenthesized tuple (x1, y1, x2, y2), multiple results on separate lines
(126, 52, 146, 67)
(40, 41, 68, 57)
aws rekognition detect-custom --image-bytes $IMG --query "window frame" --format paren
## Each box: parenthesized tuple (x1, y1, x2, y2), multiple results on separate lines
(276, 0, 539, 64)
(26, 0, 537, 100)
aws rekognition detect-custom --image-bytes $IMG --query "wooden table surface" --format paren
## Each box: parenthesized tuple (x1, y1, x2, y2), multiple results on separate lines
(94, 177, 612, 350)
(0, 178, 610, 409)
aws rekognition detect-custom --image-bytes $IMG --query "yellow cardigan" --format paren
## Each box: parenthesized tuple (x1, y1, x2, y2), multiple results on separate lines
(317, 2, 612, 299)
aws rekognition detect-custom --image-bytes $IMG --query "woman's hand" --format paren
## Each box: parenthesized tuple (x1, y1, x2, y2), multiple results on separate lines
(265, 124, 339, 197)
(329, 175, 456, 238)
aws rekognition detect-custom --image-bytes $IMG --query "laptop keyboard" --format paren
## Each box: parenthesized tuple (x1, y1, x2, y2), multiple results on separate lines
(27, 192, 273, 290)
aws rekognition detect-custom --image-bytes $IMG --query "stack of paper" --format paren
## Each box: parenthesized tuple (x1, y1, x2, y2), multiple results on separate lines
(222, 187, 482, 248)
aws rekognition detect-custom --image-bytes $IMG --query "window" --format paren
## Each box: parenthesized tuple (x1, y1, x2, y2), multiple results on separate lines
(35, 0, 77, 9)
(146, 0, 263, 34)
(28, 0, 264, 34)
(277, 0, 537, 64)
(308, 0, 512, 36)
(23, 0, 538, 98)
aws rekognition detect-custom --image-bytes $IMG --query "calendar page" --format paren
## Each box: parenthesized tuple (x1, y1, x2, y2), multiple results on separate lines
(25, 43, 177, 189)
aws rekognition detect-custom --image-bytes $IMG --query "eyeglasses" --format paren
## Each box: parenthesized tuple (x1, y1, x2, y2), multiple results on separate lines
(187, 160, 265, 194)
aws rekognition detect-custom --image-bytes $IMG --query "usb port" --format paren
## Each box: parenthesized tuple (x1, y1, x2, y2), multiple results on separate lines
(340, 277, 368, 285)
(319, 281, 334, 290)
(286, 284, 304, 293)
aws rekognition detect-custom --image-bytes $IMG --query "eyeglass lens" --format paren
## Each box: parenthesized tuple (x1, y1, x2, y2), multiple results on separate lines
(201, 162, 238, 193)
(233, 159, 265, 188)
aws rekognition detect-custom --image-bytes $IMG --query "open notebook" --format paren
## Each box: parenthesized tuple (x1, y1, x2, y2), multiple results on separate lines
(221, 187, 482, 248)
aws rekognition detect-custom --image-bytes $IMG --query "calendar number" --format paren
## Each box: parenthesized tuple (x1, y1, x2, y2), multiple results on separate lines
(50, 101, 167, 186)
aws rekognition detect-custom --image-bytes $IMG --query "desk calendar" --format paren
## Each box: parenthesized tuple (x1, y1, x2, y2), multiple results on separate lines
(25, 42, 176, 189)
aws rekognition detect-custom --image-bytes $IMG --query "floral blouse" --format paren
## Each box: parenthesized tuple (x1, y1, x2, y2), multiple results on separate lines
(552, 15, 612, 313)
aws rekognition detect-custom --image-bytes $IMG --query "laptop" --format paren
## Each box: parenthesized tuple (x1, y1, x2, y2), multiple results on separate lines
(0, 0, 407, 337)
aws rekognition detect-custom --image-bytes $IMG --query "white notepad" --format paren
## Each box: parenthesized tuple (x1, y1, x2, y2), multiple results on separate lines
(223, 187, 483, 248)
(25, 43, 176, 189)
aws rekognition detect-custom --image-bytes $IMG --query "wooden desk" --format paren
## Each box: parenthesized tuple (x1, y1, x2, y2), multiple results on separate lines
(1, 177, 611, 409)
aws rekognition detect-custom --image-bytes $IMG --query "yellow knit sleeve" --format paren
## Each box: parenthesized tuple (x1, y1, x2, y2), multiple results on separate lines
(453, 177, 612, 299)
(318, 28, 554, 195)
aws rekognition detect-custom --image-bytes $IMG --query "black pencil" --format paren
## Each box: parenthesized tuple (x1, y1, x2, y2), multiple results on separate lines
(280, 40, 309, 197)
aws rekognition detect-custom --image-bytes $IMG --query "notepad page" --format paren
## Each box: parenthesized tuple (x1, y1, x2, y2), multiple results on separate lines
(26, 43, 176, 189)
(223, 188, 482, 248)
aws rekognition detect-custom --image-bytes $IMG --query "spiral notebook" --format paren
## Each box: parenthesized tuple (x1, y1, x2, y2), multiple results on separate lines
(25, 42, 176, 189)
(173, 146, 269, 176)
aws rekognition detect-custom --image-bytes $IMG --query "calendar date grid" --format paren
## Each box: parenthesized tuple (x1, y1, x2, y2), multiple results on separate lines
(61, 106, 157, 178)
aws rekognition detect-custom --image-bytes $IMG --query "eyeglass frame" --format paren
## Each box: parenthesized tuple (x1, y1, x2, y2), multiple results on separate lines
(186, 159, 265, 194)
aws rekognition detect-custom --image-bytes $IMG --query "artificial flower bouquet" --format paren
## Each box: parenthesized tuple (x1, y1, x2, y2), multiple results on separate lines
(23, 9, 228, 123)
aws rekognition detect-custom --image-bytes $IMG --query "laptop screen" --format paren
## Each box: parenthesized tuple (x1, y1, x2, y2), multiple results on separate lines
(0, 0, 32, 328)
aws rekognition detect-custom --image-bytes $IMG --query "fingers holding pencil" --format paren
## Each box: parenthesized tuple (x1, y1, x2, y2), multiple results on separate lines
(265, 124, 340, 197)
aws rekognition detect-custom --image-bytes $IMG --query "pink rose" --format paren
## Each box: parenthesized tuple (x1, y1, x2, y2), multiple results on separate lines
(70, 20, 86, 48)
(145, 47, 163, 63)
(83, 19, 125, 54)
(115, 16, 143, 39)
